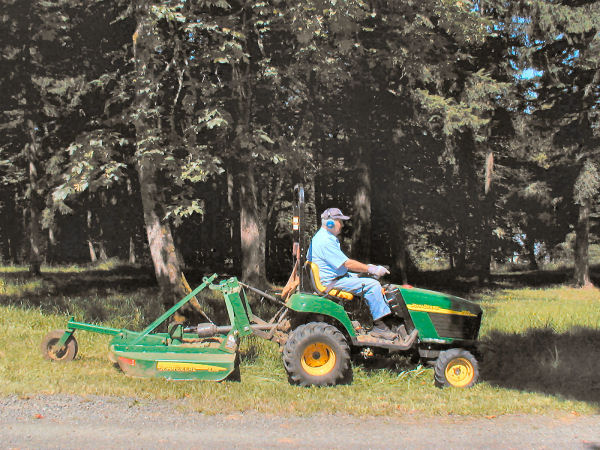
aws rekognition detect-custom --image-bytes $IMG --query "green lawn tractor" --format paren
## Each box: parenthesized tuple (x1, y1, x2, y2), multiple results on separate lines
(273, 185, 483, 388)
(41, 186, 483, 388)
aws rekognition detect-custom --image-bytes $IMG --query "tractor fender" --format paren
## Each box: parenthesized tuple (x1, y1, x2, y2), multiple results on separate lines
(285, 293, 357, 338)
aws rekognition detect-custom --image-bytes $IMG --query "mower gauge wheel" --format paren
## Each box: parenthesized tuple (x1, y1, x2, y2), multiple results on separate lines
(434, 348, 479, 388)
(41, 330, 78, 362)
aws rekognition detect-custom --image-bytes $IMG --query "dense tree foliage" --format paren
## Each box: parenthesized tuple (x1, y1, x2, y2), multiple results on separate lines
(1, 0, 598, 294)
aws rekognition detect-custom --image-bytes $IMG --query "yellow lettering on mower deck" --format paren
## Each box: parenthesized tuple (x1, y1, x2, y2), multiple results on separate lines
(156, 361, 227, 372)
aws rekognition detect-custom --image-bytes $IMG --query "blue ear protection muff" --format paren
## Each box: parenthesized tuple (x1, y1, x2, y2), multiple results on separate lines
(325, 211, 335, 229)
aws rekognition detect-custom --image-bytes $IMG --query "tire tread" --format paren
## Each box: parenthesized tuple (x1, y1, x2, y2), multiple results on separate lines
(434, 348, 479, 388)
(282, 322, 350, 387)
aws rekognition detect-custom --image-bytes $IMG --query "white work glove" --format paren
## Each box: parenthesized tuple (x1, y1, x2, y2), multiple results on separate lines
(367, 264, 390, 278)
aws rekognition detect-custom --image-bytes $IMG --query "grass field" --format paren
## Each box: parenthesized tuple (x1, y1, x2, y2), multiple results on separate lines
(0, 264, 599, 416)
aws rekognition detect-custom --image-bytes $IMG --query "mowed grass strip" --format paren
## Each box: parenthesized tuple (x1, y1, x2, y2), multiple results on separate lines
(480, 286, 600, 334)
(0, 267, 598, 416)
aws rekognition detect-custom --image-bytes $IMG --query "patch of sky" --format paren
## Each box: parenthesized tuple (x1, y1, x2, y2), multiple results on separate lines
(513, 233, 543, 256)
(520, 68, 544, 80)
(562, 49, 579, 66)
(508, 57, 543, 81)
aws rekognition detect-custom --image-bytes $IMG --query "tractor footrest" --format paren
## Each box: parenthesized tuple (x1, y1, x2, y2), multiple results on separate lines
(352, 329, 418, 351)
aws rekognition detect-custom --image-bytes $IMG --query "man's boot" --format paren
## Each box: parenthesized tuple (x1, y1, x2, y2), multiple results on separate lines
(369, 319, 397, 341)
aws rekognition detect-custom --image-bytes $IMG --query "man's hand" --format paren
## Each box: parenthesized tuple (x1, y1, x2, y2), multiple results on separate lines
(367, 264, 390, 278)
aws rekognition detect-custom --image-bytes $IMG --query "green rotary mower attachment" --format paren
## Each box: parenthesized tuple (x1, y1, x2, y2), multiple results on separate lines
(41, 274, 284, 382)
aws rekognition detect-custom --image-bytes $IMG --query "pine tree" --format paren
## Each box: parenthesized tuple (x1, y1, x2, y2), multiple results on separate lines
(517, 0, 600, 286)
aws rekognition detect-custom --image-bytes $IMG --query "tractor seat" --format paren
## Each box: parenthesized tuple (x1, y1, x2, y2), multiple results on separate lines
(305, 261, 354, 301)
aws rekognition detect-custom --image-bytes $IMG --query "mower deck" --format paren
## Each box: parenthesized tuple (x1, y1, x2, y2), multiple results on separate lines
(42, 274, 256, 381)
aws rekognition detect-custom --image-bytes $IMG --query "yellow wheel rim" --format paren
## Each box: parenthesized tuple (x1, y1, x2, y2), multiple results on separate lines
(301, 342, 337, 377)
(445, 357, 475, 388)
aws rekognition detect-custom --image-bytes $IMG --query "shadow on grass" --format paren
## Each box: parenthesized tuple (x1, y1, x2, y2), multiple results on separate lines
(0, 264, 155, 298)
(0, 265, 162, 327)
(479, 328, 600, 408)
(350, 329, 600, 410)
(0, 265, 238, 327)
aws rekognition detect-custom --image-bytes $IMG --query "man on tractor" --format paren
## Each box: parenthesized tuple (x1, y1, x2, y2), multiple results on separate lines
(307, 207, 398, 341)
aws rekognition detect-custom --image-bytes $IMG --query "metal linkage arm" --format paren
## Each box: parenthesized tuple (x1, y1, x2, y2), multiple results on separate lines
(130, 274, 218, 345)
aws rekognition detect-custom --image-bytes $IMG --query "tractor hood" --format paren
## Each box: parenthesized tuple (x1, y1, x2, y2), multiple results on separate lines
(396, 285, 482, 342)
(397, 285, 482, 316)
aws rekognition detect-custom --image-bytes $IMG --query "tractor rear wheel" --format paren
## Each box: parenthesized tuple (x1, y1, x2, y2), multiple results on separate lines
(434, 348, 479, 388)
(41, 330, 78, 362)
(283, 322, 350, 387)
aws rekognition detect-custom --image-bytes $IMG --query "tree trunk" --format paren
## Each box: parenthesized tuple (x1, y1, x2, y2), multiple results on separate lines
(26, 119, 43, 276)
(136, 156, 186, 303)
(97, 192, 108, 261)
(525, 236, 539, 270)
(126, 179, 137, 264)
(227, 170, 241, 272)
(456, 240, 467, 272)
(390, 229, 410, 285)
(387, 194, 411, 284)
(88, 241, 98, 263)
(476, 150, 494, 283)
(87, 209, 97, 262)
(0, 188, 17, 263)
(477, 217, 492, 283)
(129, 236, 137, 264)
(304, 170, 318, 238)
(46, 226, 57, 264)
(351, 144, 372, 262)
(239, 166, 266, 288)
(98, 242, 108, 261)
(86, 205, 108, 262)
(133, 5, 186, 304)
(573, 199, 593, 288)
(0, 230, 8, 264)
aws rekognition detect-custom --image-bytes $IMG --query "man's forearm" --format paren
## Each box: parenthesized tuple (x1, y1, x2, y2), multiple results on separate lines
(343, 259, 369, 273)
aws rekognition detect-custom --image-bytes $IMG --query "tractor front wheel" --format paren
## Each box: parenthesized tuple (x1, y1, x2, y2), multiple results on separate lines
(434, 348, 479, 388)
(41, 330, 78, 362)
(283, 322, 350, 387)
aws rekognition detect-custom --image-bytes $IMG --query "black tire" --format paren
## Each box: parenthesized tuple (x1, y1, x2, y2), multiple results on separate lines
(282, 322, 351, 387)
(40, 330, 78, 362)
(434, 348, 479, 388)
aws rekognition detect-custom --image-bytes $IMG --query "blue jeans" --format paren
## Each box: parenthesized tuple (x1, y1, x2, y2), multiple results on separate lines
(329, 273, 391, 320)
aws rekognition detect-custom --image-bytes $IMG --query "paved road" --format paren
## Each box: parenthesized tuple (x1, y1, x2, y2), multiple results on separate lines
(1, 395, 599, 449)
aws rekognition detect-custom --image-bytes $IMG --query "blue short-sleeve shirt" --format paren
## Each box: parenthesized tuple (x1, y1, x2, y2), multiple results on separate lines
(307, 228, 349, 284)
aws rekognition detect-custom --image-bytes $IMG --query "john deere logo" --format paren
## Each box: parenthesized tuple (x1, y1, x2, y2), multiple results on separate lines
(156, 361, 227, 372)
